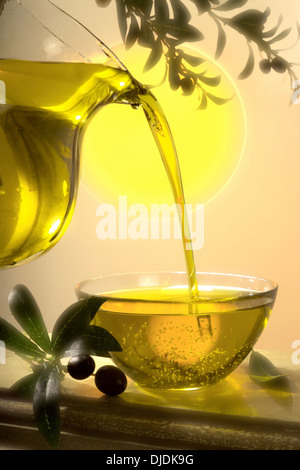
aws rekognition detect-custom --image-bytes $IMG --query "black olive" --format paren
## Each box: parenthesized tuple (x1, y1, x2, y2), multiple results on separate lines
(95, 365, 127, 396)
(67, 354, 96, 380)
(259, 59, 272, 74)
(180, 77, 195, 95)
(271, 57, 287, 74)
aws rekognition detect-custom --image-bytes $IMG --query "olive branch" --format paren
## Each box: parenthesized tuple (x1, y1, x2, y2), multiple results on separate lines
(0, 285, 123, 449)
(96, 0, 300, 108)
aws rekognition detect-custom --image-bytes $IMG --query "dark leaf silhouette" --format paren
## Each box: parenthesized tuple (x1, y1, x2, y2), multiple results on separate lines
(214, 20, 226, 59)
(138, 18, 155, 47)
(191, 0, 212, 15)
(131, 0, 153, 16)
(157, 21, 204, 43)
(238, 42, 254, 79)
(181, 50, 206, 67)
(168, 56, 181, 90)
(143, 38, 163, 71)
(197, 73, 221, 87)
(170, 0, 191, 24)
(116, 0, 128, 42)
(267, 27, 292, 45)
(155, 0, 169, 23)
(229, 8, 271, 40)
(125, 14, 139, 49)
(206, 92, 233, 104)
(198, 90, 208, 109)
(214, 0, 248, 12)
(262, 14, 283, 38)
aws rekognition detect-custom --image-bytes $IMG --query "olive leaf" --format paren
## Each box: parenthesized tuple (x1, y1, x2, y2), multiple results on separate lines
(8, 284, 52, 354)
(0, 318, 46, 360)
(206, 91, 233, 104)
(51, 297, 106, 355)
(197, 73, 221, 86)
(190, 0, 212, 15)
(143, 38, 163, 72)
(157, 21, 204, 43)
(214, 19, 227, 59)
(170, 0, 191, 25)
(134, 0, 153, 16)
(154, 0, 169, 23)
(33, 364, 61, 449)
(138, 18, 155, 47)
(125, 14, 139, 49)
(214, 0, 248, 12)
(238, 42, 254, 79)
(198, 90, 208, 109)
(180, 50, 206, 67)
(267, 27, 292, 46)
(168, 55, 181, 90)
(229, 8, 271, 39)
(249, 351, 286, 384)
(10, 368, 45, 398)
(61, 337, 111, 358)
(60, 325, 122, 358)
(83, 325, 122, 353)
(116, 0, 128, 42)
(262, 14, 283, 38)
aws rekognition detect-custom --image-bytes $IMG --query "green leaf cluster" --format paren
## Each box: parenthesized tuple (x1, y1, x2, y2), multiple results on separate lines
(0, 285, 122, 449)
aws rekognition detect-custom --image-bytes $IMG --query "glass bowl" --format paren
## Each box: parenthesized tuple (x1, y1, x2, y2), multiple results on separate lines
(75, 272, 278, 390)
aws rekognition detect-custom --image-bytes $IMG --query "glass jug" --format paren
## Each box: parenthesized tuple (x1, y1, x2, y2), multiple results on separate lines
(0, 0, 142, 268)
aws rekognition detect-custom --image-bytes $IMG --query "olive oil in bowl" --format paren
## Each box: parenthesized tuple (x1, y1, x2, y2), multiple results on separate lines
(77, 272, 277, 390)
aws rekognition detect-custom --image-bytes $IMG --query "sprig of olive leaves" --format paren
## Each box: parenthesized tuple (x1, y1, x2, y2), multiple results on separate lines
(0, 284, 122, 449)
(207, 4, 299, 86)
(96, 0, 300, 107)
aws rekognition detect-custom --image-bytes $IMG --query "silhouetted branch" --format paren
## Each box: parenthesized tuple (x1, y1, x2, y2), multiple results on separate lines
(96, 0, 300, 107)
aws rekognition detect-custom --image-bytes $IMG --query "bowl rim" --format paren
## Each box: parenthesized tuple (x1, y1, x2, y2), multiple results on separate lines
(75, 271, 278, 311)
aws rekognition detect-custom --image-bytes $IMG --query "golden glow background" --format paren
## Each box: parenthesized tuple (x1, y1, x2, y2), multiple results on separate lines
(0, 0, 299, 353)
(82, 45, 246, 209)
